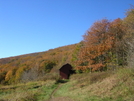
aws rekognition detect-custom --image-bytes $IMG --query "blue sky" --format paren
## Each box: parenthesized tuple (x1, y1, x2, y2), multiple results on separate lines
(0, 0, 134, 58)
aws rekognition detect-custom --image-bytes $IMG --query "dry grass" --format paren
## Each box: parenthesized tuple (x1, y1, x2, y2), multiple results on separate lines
(0, 68, 133, 101)
(0, 80, 56, 101)
(40, 73, 59, 81)
(70, 71, 112, 89)
(54, 68, 134, 101)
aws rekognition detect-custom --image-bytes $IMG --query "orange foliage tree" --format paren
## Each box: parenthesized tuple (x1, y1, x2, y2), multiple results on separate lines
(5, 67, 17, 84)
(76, 18, 126, 72)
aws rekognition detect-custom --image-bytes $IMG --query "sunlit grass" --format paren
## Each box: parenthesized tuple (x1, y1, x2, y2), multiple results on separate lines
(0, 68, 134, 101)
(0, 80, 57, 101)
(54, 68, 134, 101)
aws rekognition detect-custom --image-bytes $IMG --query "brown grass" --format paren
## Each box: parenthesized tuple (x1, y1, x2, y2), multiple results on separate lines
(63, 68, 134, 101)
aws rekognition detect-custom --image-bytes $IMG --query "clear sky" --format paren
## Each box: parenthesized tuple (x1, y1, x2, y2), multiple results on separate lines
(0, 0, 134, 59)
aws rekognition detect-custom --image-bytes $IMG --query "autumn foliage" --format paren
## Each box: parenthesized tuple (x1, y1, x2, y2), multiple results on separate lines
(0, 44, 77, 84)
(76, 18, 126, 72)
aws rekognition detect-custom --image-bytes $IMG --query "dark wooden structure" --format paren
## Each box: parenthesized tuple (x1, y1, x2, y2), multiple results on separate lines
(59, 63, 73, 79)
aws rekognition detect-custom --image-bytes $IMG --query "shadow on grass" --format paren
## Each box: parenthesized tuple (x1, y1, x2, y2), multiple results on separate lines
(55, 79, 69, 84)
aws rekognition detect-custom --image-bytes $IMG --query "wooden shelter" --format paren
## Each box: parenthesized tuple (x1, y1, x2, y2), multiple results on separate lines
(59, 63, 73, 79)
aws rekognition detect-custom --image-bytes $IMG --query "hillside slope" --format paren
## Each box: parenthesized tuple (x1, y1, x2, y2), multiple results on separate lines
(0, 43, 80, 84)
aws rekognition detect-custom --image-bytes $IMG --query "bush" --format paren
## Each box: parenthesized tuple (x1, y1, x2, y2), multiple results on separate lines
(43, 61, 57, 73)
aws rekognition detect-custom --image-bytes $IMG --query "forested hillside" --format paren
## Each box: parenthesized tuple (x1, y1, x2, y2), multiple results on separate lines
(0, 43, 81, 84)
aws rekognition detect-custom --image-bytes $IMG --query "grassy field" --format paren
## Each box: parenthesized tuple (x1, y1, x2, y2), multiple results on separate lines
(0, 68, 134, 101)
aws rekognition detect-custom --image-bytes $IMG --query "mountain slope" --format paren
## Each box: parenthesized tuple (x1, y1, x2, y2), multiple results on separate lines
(0, 43, 80, 84)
